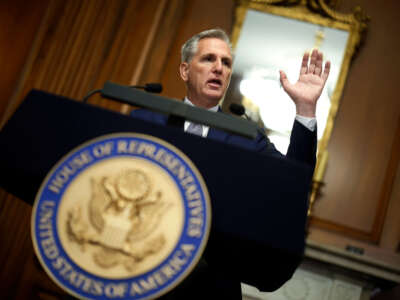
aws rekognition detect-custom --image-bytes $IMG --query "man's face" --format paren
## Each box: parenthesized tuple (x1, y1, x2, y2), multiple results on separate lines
(180, 38, 233, 108)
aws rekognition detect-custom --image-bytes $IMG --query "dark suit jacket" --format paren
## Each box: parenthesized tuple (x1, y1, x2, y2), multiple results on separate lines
(130, 108, 317, 168)
(129, 108, 317, 299)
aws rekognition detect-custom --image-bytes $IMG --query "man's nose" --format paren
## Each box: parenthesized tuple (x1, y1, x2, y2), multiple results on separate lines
(212, 59, 223, 74)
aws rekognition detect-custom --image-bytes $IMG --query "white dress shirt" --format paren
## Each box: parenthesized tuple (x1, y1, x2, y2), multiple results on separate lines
(183, 98, 218, 137)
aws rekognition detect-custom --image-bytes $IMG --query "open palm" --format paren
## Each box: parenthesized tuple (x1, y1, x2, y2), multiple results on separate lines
(280, 49, 330, 117)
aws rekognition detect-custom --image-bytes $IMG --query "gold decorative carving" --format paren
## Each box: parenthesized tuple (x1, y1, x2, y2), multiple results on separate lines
(232, 0, 369, 219)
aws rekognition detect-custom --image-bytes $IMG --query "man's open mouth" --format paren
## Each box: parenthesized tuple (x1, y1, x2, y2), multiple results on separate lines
(207, 79, 222, 87)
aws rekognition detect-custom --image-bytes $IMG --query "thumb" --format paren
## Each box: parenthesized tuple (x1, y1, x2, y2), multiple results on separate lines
(279, 70, 290, 91)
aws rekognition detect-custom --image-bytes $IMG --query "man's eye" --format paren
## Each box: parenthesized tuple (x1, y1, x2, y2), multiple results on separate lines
(223, 60, 232, 68)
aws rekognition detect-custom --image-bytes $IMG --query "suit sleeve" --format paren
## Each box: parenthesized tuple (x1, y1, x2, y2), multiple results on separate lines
(286, 120, 317, 169)
(256, 120, 317, 169)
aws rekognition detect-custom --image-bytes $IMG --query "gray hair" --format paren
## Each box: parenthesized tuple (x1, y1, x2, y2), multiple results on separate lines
(181, 28, 232, 63)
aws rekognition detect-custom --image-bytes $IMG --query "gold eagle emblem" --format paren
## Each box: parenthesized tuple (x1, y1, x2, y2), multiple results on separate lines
(66, 168, 171, 272)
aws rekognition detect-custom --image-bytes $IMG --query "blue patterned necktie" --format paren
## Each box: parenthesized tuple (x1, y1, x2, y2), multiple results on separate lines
(186, 122, 203, 136)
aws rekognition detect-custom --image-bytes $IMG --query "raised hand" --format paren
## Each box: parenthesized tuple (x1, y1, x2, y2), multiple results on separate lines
(279, 49, 330, 117)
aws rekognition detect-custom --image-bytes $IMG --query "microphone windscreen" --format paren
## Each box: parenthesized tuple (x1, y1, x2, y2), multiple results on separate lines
(229, 103, 245, 116)
(144, 83, 163, 93)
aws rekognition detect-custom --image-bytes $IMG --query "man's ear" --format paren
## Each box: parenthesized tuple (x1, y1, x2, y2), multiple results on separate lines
(180, 62, 189, 82)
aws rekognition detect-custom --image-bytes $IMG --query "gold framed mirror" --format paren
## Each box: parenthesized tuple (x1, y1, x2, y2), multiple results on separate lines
(224, 0, 368, 214)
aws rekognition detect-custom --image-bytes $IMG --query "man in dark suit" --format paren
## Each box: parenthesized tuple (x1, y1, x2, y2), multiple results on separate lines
(130, 28, 330, 299)
(131, 28, 329, 168)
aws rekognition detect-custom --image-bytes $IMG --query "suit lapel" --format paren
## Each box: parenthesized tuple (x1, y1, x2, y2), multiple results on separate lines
(207, 126, 229, 142)
(207, 107, 230, 142)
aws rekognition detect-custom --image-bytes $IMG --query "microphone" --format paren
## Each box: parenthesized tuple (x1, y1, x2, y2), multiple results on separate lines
(229, 103, 246, 117)
(229, 103, 269, 140)
(130, 83, 162, 94)
(83, 82, 163, 103)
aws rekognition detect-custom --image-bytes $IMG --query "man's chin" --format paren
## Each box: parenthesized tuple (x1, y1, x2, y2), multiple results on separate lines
(189, 89, 225, 107)
(204, 91, 223, 102)
(204, 96, 222, 106)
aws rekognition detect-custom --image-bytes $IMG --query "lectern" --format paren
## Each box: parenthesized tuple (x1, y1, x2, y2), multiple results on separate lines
(0, 90, 312, 299)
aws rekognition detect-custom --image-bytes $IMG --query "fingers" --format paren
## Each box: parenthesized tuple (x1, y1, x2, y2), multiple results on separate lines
(308, 49, 318, 74)
(301, 49, 329, 78)
(300, 52, 309, 76)
(322, 60, 331, 82)
(314, 51, 323, 75)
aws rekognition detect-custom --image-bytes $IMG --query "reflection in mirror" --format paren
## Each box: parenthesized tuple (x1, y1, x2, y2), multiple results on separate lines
(227, 9, 348, 153)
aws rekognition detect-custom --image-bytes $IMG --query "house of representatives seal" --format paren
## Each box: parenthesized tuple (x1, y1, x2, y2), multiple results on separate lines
(31, 133, 211, 300)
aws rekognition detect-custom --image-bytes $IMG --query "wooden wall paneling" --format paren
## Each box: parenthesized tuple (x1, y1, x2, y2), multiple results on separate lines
(5, 0, 166, 114)
(380, 150, 400, 252)
(63, 0, 124, 100)
(311, 114, 400, 243)
(76, 0, 134, 110)
(45, 1, 86, 94)
(29, 1, 83, 93)
(54, 0, 106, 98)
(88, 0, 168, 112)
(20, 0, 125, 100)
(0, 0, 50, 125)
(119, 0, 170, 114)
(311, 218, 372, 241)
(370, 116, 400, 242)
(128, 0, 169, 86)
(1, 0, 70, 125)
(0, 194, 35, 299)
(137, 0, 186, 88)
(1, 0, 234, 122)
(378, 114, 400, 256)
(14, 250, 67, 300)
(92, 0, 153, 83)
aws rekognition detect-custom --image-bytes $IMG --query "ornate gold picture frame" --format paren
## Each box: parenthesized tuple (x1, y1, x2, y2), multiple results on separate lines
(227, 0, 368, 215)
